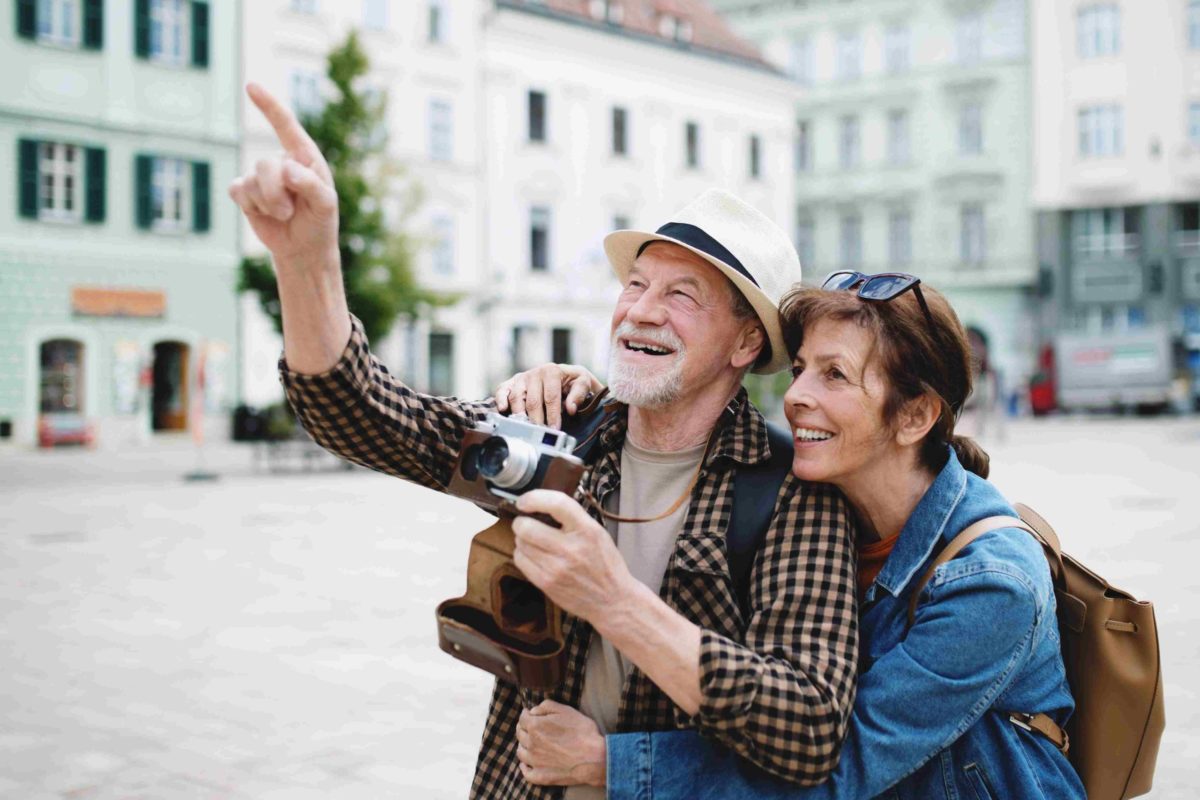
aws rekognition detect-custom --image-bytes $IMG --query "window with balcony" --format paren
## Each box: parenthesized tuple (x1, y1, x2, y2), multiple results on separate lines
(884, 24, 910, 73)
(955, 11, 983, 64)
(1072, 207, 1139, 258)
(839, 212, 862, 270)
(836, 31, 862, 80)
(530, 206, 551, 271)
(1078, 105, 1123, 157)
(788, 35, 813, 84)
(887, 109, 910, 165)
(889, 209, 912, 267)
(1077, 4, 1120, 58)
(958, 103, 983, 156)
(528, 90, 547, 143)
(838, 115, 860, 170)
(960, 204, 985, 266)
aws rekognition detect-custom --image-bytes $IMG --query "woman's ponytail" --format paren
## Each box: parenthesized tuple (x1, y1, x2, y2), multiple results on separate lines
(950, 435, 990, 479)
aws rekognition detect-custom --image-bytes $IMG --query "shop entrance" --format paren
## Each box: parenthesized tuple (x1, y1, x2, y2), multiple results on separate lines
(39, 339, 85, 414)
(152, 341, 189, 432)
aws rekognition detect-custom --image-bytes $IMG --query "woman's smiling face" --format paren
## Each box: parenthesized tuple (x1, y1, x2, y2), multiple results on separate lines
(782, 317, 895, 487)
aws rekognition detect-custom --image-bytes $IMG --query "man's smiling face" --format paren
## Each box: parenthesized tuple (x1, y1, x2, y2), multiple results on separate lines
(608, 243, 757, 408)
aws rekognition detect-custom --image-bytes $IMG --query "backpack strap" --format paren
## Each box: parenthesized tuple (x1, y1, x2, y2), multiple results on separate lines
(906, 511, 1070, 756)
(728, 420, 794, 614)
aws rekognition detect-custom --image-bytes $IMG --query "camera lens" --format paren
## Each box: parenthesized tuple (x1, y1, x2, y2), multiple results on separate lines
(478, 436, 539, 490)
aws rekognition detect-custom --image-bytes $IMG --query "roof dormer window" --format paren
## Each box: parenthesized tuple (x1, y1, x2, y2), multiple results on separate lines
(589, 0, 623, 24)
(659, 13, 691, 43)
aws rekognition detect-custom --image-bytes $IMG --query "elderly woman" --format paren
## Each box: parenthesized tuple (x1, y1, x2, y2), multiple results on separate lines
(503, 271, 1083, 800)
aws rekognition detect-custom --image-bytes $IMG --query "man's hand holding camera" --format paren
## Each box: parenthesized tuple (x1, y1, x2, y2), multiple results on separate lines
(511, 490, 637, 626)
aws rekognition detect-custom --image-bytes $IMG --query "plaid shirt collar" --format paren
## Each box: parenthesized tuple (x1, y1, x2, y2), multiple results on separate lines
(593, 387, 775, 469)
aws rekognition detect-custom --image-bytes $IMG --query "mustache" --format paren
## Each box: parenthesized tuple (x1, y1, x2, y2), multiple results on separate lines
(611, 322, 685, 353)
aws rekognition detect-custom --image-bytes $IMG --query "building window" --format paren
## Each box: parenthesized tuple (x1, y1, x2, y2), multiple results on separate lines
(887, 109, 910, 165)
(685, 121, 701, 168)
(960, 204, 985, 266)
(836, 31, 862, 80)
(748, 135, 762, 179)
(431, 215, 454, 275)
(955, 11, 983, 64)
(38, 142, 82, 221)
(795, 119, 812, 173)
(884, 24, 910, 73)
(1190, 102, 1200, 147)
(290, 71, 322, 118)
(428, 0, 446, 42)
(149, 0, 188, 65)
(291, 0, 317, 13)
(363, 0, 388, 30)
(428, 333, 454, 396)
(795, 212, 815, 268)
(1191, 0, 1200, 49)
(888, 208, 912, 267)
(1077, 4, 1120, 58)
(838, 115, 860, 170)
(36, 0, 81, 45)
(1177, 203, 1200, 253)
(511, 325, 539, 373)
(530, 206, 550, 271)
(551, 328, 573, 363)
(1078, 105, 1123, 157)
(612, 107, 628, 156)
(788, 35, 813, 84)
(839, 212, 862, 270)
(1072, 207, 1139, 257)
(590, 0, 622, 24)
(429, 98, 453, 161)
(659, 14, 691, 42)
(528, 90, 547, 143)
(613, 214, 630, 231)
(958, 103, 983, 155)
(151, 157, 190, 230)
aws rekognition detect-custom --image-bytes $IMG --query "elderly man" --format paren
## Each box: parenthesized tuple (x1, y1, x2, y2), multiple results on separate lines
(228, 83, 857, 800)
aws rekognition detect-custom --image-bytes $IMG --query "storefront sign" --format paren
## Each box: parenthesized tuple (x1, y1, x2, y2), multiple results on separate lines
(71, 287, 166, 318)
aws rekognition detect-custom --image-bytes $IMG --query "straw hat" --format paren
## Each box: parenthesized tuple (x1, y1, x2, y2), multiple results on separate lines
(603, 188, 801, 374)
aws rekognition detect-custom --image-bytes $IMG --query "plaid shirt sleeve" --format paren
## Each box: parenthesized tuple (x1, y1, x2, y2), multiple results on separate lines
(685, 476, 858, 785)
(278, 314, 492, 491)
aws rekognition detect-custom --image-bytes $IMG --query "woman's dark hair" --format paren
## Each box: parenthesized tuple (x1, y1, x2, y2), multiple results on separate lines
(779, 282, 990, 478)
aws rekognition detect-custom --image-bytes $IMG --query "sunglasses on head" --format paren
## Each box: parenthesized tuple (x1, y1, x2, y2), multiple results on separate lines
(820, 271, 934, 326)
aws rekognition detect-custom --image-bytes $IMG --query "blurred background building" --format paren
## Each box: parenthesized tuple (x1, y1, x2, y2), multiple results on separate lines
(709, 0, 1037, 390)
(1, 0, 240, 448)
(4, 0, 1200, 450)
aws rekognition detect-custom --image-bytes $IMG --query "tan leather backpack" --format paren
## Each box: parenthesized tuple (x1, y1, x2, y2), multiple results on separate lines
(909, 503, 1165, 800)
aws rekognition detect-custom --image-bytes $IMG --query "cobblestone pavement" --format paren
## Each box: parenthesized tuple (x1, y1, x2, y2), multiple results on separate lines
(1, 418, 1198, 798)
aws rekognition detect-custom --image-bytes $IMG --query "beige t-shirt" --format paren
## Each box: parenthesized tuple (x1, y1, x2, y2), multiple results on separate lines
(564, 438, 706, 800)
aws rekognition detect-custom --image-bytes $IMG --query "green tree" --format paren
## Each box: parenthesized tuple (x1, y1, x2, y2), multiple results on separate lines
(239, 31, 446, 344)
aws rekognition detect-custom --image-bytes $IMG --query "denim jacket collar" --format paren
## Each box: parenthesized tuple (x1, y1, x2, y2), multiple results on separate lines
(867, 448, 968, 601)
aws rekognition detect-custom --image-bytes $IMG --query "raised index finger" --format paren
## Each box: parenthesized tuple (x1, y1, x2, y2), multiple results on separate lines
(246, 82, 322, 165)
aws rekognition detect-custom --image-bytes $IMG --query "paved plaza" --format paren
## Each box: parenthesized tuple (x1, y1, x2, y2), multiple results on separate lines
(1, 417, 1198, 798)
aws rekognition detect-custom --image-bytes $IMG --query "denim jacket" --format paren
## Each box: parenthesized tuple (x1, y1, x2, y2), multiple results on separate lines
(606, 449, 1085, 800)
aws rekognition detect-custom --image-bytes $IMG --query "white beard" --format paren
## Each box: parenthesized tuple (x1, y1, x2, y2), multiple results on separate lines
(607, 322, 686, 408)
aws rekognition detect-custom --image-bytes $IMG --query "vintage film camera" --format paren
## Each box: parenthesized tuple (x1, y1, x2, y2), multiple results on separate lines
(436, 412, 587, 689)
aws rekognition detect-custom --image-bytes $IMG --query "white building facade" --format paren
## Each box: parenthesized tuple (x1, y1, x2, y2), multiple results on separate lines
(710, 0, 1038, 390)
(1033, 1, 1200, 361)
(240, 0, 795, 404)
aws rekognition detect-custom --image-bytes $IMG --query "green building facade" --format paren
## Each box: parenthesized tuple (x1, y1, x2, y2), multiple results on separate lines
(2, 0, 241, 448)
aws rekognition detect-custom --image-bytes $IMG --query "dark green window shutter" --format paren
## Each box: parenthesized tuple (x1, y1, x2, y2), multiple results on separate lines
(16, 0, 36, 39)
(191, 1, 209, 68)
(83, 0, 103, 49)
(134, 0, 150, 58)
(192, 161, 210, 232)
(85, 148, 106, 223)
(135, 154, 154, 229)
(19, 139, 40, 219)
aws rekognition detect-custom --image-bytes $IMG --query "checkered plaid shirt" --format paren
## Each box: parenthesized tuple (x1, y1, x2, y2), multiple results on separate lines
(280, 316, 859, 798)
